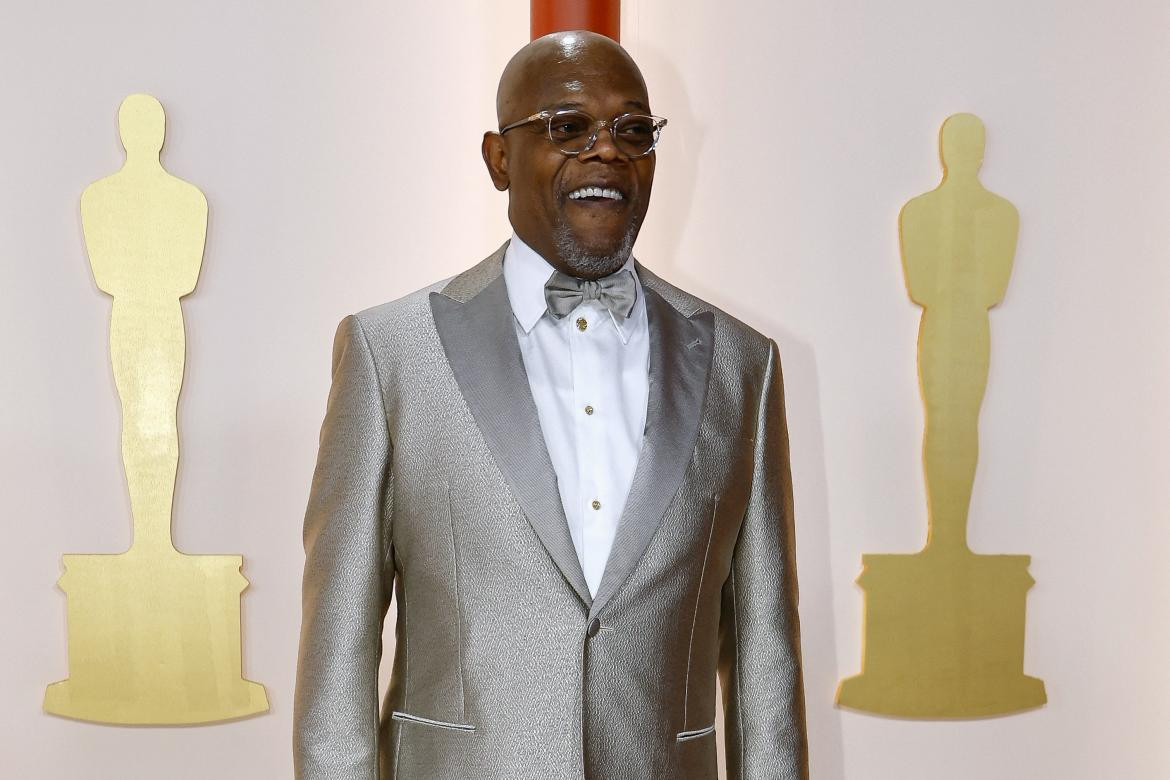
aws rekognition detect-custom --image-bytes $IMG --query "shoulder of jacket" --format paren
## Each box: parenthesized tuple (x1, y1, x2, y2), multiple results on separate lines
(351, 276, 450, 330)
(636, 260, 774, 357)
(351, 241, 509, 328)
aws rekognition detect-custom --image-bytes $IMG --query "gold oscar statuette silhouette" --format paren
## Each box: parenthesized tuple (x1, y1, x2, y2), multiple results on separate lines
(836, 113, 1046, 717)
(43, 94, 268, 724)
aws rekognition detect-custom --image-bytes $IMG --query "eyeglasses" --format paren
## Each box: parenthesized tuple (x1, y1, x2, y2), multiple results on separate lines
(498, 108, 668, 158)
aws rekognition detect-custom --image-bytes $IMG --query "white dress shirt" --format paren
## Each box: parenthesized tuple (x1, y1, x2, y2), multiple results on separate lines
(502, 234, 650, 597)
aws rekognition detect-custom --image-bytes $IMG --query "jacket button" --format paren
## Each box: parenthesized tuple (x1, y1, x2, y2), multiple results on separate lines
(587, 618, 601, 638)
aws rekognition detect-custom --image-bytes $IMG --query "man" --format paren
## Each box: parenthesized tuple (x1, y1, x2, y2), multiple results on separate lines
(294, 30, 807, 780)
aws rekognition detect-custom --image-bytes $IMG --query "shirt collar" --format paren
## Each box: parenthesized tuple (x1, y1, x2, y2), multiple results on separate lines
(502, 233, 643, 344)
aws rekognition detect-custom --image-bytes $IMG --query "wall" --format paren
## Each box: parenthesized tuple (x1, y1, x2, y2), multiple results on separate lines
(2, 1, 1168, 777)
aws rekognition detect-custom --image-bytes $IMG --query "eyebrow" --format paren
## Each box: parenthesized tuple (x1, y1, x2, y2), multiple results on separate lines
(550, 99, 651, 112)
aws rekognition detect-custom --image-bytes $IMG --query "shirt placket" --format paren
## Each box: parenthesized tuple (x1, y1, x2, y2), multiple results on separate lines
(570, 301, 610, 591)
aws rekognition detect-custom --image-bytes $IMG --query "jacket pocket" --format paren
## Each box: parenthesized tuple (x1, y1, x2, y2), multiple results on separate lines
(391, 710, 476, 732)
(675, 723, 715, 742)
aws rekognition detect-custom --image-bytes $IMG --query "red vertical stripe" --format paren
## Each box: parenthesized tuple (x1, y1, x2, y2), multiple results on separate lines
(531, 0, 620, 42)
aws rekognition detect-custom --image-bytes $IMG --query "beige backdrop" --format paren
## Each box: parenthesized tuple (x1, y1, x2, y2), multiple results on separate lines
(3, 1, 1169, 778)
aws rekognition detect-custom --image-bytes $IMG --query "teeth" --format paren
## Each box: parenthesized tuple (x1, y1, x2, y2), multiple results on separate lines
(569, 187, 624, 201)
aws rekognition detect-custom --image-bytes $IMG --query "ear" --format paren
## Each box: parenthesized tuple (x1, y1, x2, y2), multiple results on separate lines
(481, 131, 510, 191)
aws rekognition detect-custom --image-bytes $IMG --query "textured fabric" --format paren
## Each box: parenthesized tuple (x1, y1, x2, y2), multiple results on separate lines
(293, 241, 808, 779)
(503, 235, 649, 596)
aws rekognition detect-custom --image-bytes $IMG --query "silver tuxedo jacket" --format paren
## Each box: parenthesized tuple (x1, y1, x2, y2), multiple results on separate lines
(294, 244, 808, 779)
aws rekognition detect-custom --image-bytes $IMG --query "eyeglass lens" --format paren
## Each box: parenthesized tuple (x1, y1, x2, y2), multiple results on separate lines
(548, 111, 660, 157)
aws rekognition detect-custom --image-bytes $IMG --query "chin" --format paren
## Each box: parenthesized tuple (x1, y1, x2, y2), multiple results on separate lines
(553, 219, 640, 279)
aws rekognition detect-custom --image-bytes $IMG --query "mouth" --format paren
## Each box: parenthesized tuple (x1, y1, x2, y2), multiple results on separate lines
(566, 185, 626, 204)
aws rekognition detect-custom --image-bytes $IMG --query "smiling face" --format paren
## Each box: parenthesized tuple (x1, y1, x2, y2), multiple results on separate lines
(483, 32, 657, 279)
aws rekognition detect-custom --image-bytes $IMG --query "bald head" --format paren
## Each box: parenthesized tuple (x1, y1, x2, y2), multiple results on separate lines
(483, 30, 658, 280)
(496, 31, 647, 128)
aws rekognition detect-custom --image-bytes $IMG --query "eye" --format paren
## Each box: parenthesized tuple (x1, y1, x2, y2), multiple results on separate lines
(617, 118, 655, 138)
(549, 113, 591, 139)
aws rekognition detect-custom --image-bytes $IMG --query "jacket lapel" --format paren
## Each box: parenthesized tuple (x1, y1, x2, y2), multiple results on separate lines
(430, 245, 593, 607)
(588, 273, 714, 620)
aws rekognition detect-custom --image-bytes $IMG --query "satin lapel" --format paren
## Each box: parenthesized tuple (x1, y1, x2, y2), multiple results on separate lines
(430, 275, 593, 607)
(588, 286, 714, 620)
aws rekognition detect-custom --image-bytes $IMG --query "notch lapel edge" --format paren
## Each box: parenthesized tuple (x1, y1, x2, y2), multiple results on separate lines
(430, 270, 592, 608)
(588, 284, 715, 620)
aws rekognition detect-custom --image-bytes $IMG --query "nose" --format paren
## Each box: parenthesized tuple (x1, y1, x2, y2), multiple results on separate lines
(579, 124, 623, 163)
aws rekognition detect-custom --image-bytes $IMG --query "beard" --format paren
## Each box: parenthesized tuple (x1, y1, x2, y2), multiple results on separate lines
(551, 214, 641, 278)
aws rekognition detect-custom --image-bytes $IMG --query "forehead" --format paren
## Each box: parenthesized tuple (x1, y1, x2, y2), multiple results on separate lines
(527, 56, 649, 114)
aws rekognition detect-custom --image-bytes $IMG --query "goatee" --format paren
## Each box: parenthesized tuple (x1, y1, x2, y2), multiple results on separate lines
(551, 216, 641, 279)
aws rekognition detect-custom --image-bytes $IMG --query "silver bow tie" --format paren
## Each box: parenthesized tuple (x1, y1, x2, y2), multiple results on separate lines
(544, 268, 638, 321)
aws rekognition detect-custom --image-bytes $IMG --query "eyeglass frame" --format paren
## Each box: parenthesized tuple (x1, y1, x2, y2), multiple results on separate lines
(497, 108, 668, 158)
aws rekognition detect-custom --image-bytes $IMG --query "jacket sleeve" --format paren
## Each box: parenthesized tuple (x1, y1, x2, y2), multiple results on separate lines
(718, 338, 808, 779)
(294, 314, 393, 779)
